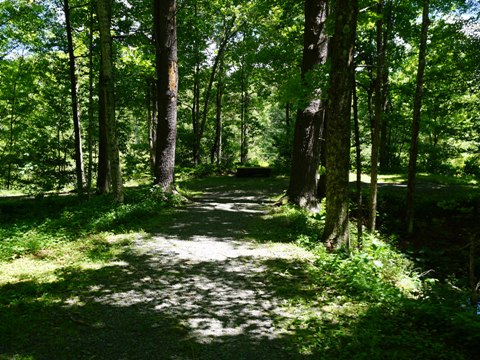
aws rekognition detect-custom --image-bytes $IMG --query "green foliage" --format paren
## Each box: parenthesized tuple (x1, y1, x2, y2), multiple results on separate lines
(0, 186, 183, 262)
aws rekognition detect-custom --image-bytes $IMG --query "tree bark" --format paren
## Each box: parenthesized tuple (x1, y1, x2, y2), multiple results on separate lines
(63, 0, 86, 195)
(406, 0, 430, 235)
(287, 0, 328, 210)
(240, 60, 248, 164)
(369, 0, 384, 232)
(211, 59, 223, 165)
(153, 0, 178, 192)
(97, 0, 123, 202)
(87, 1, 95, 197)
(323, 0, 357, 248)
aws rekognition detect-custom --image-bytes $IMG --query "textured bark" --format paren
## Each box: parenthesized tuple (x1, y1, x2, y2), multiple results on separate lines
(64, 0, 85, 195)
(369, 0, 384, 232)
(406, 0, 430, 235)
(323, 0, 358, 248)
(153, 0, 178, 192)
(287, 0, 328, 210)
(97, 0, 123, 202)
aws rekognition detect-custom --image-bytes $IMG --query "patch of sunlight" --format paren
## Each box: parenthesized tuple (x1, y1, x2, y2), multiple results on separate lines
(349, 172, 372, 183)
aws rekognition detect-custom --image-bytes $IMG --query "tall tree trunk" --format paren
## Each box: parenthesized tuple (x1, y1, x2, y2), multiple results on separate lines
(323, 0, 357, 248)
(194, 18, 236, 165)
(287, 0, 328, 210)
(406, 0, 430, 235)
(240, 61, 248, 164)
(192, 62, 200, 165)
(97, 0, 123, 202)
(63, 0, 85, 195)
(353, 73, 363, 247)
(87, 1, 95, 197)
(369, 0, 384, 232)
(379, 0, 394, 171)
(96, 57, 110, 194)
(153, 0, 178, 191)
(211, 60, 223, 165)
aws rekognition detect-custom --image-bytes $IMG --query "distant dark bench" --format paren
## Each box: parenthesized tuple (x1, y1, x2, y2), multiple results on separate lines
(236, 167, 272, 177)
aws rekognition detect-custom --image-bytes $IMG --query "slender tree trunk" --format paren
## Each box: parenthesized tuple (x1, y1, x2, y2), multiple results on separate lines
(406, 0, 430, 235)
(240, 61, 248, 164)
(287, 0, 328, 210)
(153, 0, 178, 191)
(97, 58, 110, 194)
(194, 18, 236, 165)
(369, 0, 384, 232)
(379, 0, 394, 171)
(323, 0, 357, 248)
(63, 0, 85, 195)
(353, 74, 363, 247)
(148, 78, 157, 175)
(211, 60, 223, 165)
(97, 0, 123, 202)
(192, 62, 200, 165)
(87, 1, 95, 197)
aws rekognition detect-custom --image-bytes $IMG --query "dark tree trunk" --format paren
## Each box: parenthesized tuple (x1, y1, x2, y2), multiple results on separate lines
(153, 0, 178, 191)
(287, 0, 328, 210)
(192, 62, 200, 165)
(96, 61, 110, 194)
(369, 0, 384, 232)
(97, 0, 123, 202)
(63, 0, 86, 195)
(406, 0, 430, 235)
(323, 0, 357, 248)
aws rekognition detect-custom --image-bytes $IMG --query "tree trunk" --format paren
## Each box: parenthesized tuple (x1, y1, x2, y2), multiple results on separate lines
(96, 56, 110, 194)
(369, 0, 384, 232)
(148, 78, 157, 174)
(153, 0, 178, 192)
(211, 60, 223, 165)
(87, 1, 95, 197)
(287, 0, 328, 210)
(240, 61, 248, 164)
(323, 0, 357, 248)
(406, 0, 430, 235)
(353, 73, 363, 247)
(97, 0, 123, 202)
(63, 0, 86, 195)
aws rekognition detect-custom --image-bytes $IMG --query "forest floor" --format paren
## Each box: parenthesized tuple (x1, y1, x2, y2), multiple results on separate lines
(0, 177, 322, 360)
(1, 176, 479, 360)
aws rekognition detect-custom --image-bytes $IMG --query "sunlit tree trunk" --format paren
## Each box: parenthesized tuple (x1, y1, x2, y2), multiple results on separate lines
(287, 0, 328, 210)
(323, 0, 357, 248)
(153, 0, 178, 191)
(97, 0, 123, 202)
(87, 1, 95, 197)
(406, 0, 430, 235)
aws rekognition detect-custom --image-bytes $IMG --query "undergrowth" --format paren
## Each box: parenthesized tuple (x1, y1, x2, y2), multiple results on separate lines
(264, 204, 480, 359)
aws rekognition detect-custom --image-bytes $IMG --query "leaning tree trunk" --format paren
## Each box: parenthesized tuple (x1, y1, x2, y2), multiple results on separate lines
(406, 0, 430, 235)
(323, 0, 358, 249)
(63, 0, 86, 195)
(369, 0, 384, 232)
(153, 0, 178, 191)
(97, 0, 123, 202)
(287, 0, 328, 210)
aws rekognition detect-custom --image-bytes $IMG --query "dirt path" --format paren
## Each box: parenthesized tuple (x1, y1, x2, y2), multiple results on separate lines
(59, 179, 315, 359)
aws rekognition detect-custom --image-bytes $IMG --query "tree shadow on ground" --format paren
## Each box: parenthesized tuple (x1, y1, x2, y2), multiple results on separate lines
(0, 248, 318, 359)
